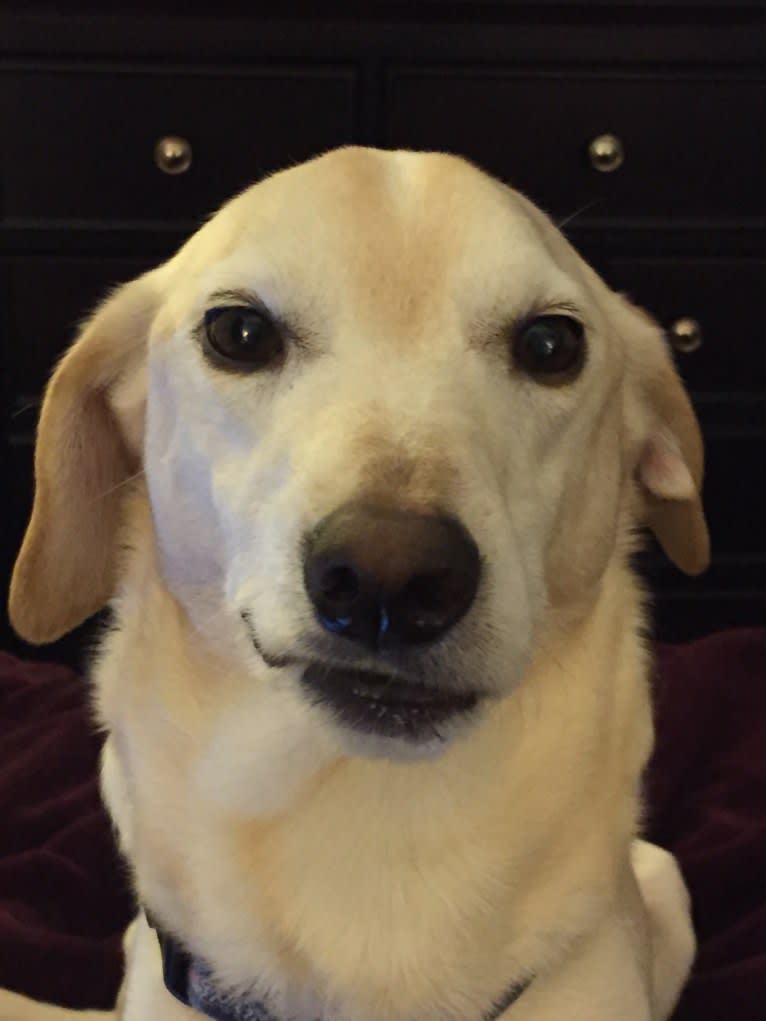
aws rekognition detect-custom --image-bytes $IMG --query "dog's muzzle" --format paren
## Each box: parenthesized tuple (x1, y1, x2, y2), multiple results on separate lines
(299, 501, 483, 742)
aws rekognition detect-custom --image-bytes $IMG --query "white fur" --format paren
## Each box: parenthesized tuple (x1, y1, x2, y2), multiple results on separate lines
(3, 147, 706, 1020)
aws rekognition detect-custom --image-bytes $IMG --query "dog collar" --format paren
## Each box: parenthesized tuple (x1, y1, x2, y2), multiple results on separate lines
(148, 915, 532, 1021)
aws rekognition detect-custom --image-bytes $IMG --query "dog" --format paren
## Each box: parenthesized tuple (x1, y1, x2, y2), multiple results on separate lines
(2, 146, 707, 1020)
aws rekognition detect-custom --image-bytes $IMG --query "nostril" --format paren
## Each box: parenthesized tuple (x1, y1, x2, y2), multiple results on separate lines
(395, 567, 475, 643)
(319, 564, 360, 604)
(306, 556, 378, 643)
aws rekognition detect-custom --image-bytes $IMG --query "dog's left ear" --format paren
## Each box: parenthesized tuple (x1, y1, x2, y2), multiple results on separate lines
(620, 297, 710, 576)
(9, 269, 161, 644)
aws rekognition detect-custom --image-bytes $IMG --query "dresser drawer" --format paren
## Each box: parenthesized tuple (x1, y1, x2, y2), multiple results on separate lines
(1, 256, 156, 421)
(0, 66, 355, 222)
(601, 258, 766, 393)
(700, 431, 765, 556)
(385, 70, 766, 220)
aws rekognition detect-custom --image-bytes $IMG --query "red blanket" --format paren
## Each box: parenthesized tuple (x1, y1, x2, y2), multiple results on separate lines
(1, 632, 765, 1017)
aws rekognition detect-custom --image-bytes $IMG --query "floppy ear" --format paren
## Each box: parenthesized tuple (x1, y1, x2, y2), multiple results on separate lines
(620, 298, 710, 576)
(9, 271, 160, 644)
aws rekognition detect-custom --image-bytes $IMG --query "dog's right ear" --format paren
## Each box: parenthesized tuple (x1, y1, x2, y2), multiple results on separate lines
(9, 270, 161, 644)
(615, 294, 710, 577)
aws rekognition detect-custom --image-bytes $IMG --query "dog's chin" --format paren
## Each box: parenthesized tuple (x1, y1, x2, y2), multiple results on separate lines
(329, 718, 479, 762)
(300, 662, 485, 762)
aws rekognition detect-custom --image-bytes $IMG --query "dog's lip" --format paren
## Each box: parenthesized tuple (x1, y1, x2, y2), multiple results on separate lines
(241, 611, 301, 670)
(301, 661, 482, 740)
(240, 611, 484, 739)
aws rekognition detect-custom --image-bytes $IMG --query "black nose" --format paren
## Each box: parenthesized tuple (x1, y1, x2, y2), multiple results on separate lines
(303, 502, 481, 649)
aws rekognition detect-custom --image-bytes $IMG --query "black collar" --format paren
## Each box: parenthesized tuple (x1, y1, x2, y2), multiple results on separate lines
(147, 914, 532, 1021)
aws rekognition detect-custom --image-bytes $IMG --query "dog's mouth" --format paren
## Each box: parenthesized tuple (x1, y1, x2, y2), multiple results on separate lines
(241, 611, 483, 742)
(301, 662, 481, 741)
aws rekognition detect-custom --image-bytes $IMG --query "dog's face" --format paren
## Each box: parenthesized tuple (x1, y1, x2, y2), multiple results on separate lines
(9, 147, 708, 759)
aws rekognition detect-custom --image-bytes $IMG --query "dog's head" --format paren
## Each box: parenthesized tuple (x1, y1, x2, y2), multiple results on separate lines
(9, 147, 708, 758)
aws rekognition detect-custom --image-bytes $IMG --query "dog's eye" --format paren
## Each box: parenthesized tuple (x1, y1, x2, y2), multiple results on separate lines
(203, 306, 284, 370)
(513, 315, 585, 382)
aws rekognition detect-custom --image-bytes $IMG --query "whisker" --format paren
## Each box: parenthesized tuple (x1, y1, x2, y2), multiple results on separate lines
(11, 400, 40, 419)
(557, 199, 602, 231)
(95, 469, 146, 502)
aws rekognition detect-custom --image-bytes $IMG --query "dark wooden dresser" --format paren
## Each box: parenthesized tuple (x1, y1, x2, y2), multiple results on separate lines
(1, 1, 764, 664)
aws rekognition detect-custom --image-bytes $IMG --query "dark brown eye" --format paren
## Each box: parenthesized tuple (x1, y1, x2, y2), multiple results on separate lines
(203, 306, 284, 371)
(513, 315, 585, 382)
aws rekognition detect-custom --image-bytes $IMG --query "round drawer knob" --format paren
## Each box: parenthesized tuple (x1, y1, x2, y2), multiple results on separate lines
(668, 317, 703, 353)
(588, 133, 625, 173)
(154, 135, 193, 175)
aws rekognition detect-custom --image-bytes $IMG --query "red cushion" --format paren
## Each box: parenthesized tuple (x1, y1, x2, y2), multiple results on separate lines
(0, 653, 133, 1009)
(648, 630, 766, 1019)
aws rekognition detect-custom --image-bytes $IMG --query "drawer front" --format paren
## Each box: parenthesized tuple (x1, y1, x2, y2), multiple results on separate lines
(2, 257, 157, 420)
(600, 258, 766, 394)
(700, 431, 765, 557)
(385, 70, 766, 220)
(0, 66, 355, 221)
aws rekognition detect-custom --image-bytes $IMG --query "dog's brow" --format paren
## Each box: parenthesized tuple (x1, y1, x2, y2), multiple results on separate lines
(525, 298, 585, 321)
(207, 288, 268, 312)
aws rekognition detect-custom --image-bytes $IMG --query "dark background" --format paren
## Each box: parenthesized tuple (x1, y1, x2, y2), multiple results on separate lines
(1, 0, 764, 666)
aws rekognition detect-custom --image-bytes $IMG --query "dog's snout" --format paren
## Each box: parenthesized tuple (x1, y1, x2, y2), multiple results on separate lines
(303, 502, 481, 649)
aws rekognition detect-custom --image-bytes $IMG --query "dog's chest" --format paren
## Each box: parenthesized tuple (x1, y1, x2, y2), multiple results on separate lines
(125, 757, 535, 1021)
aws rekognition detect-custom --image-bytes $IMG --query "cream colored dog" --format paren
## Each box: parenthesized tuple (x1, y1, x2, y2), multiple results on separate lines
(3, 146, 707, 1021)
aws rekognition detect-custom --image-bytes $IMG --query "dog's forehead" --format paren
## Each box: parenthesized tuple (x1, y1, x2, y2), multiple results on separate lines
(231, 146, 534, 245)
(179, 147, 574, 332)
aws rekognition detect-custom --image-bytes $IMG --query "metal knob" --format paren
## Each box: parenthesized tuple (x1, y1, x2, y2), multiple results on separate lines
(588, 133, 625, 173)
(668, 317, 703, 354)
(154, 135, 192, 175)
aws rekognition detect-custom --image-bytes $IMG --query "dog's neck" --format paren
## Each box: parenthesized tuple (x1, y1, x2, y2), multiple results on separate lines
(96, 496, 653, 1021)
